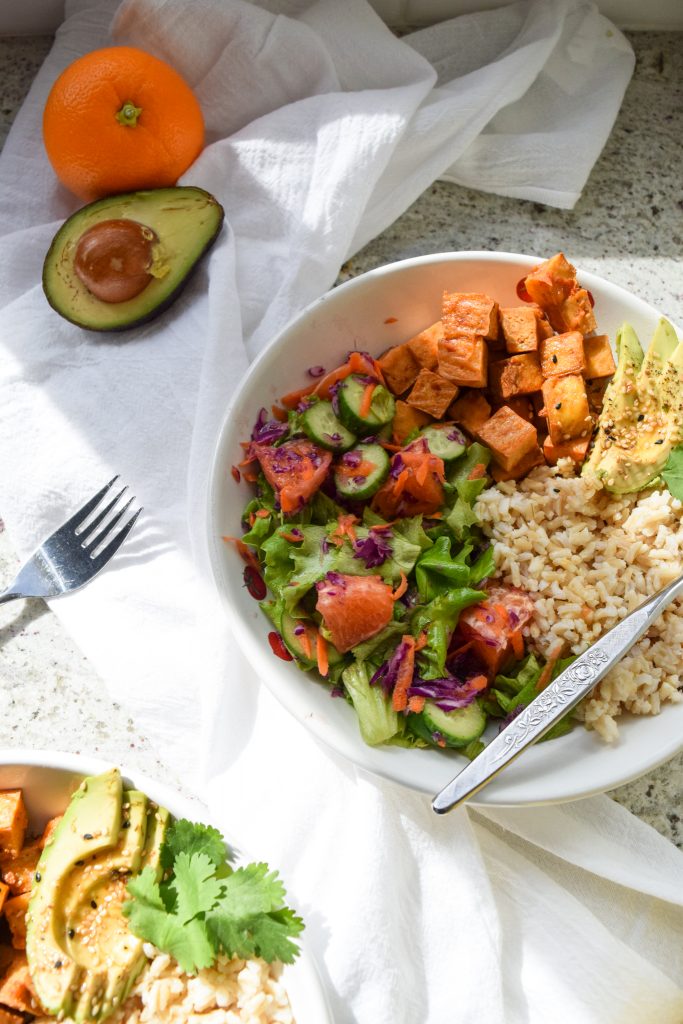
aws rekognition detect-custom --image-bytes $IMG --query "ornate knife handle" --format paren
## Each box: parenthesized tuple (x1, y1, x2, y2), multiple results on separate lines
(432, 571, 683, 815)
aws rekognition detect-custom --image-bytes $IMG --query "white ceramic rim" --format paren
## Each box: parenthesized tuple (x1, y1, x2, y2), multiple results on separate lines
(0, 749, 333, 1024)
(207, 250, 683, 806)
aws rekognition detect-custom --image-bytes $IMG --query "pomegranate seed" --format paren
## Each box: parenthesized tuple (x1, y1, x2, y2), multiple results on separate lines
(243, 565, 266, 600)
(516, 277, 532, 302)
(231, 465, 241, 483)
(268, 631, 293, 661)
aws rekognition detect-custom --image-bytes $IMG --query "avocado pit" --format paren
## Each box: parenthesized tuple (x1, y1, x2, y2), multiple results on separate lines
(74, 219, 158, 303)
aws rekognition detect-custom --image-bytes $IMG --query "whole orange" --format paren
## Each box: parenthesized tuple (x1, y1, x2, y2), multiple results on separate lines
(43, 46, 205, 201)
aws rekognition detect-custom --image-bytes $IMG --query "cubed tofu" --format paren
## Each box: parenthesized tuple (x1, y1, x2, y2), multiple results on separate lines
(441, 292, 499, 341)
(586, 377, 609, 416)
(4, 894, 28, 950)
(491, 445, 545, 482)
(406, 369, 458, 418)
(392, 399, 433, 445)
(0, 842, 40, 896)
(489, 353, 543, 399)
(448, 391, 491, 436)
(378, 344, 420, 395)
(0, 954, 41, 1015)
(542, 435, 591, 466)
(437, 336, 488, 388)
(499, 306, 539, 353)
(477, 406, 539, 471)
(539, 331, 585, 378)
(583, 334, 616, 379)
(524, 252, 576, 310)
(0, 794, 27, 859)
(542, 374, 592, 443)
(499, 397, 534, 422)
(559, 288, 597, 334)
(0, 882, 8, 914)
(533, 306, 555, 340)
(406, 320, 443, 370)
(40, 816, 62, 850)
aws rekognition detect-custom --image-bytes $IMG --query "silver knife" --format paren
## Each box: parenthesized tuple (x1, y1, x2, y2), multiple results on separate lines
(432, 570, 683, 814)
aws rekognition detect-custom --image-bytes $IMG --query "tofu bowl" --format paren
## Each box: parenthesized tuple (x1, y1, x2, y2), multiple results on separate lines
(207, 251, 683, 805)
(0, 750, 332, 1024)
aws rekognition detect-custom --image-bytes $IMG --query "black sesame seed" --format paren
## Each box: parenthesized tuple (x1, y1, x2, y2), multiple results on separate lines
(55, 960, 63, 968)
(553, 488, 560, 493)
(68, 928, 75, 939)
(555, 402, 562, 410)
(637, 414, 644, 421)
(83, 833, 93, 841)
(552, 354, 558, 363)
(75, 860, 84, 866)
(91, 899, 97, 909)
(122, 820, 131, 830)
(35, 872, 41, 882)
(655, 439, 664, 444)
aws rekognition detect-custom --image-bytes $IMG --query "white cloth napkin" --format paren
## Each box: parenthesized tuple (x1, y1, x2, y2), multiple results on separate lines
(1, 1, 682, 1021)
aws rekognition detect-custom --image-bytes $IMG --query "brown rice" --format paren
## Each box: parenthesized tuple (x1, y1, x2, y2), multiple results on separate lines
(476, 459, 683, 740)
(34, 946, 294, 1024)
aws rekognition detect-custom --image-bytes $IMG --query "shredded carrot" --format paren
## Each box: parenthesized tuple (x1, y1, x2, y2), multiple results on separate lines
(255, 508, 271, 518)
(414, 631, 428, 651)
(393, 468, 410, 497)
(392, 635, 416, 712)
(280, 531, 304, 543)
(468, 674, 488, 692)
(426, 511, 443, 520)
(380, 441, 403, 453)
(300, 628, 313, 661)
(415, 459, 430, 487)
(391, 572, 408, 602)
(360, 382, 377, 419)
(510, 629, 524, 660)
(271, 404, 288, 422)
(467, 462, 487, 481)
(536, 640, 566, 691)
(248, 512, 256, 527)
(407, 695, 426, 714)
(242, 469, 259, 483)
(221, 536, 261, 573)
(316, 633, 329, 677)
(335, 459, 375, 480)
(280, 383, 317, 409)
(279, 488, 300, 514)
(329, 513, 359, 546)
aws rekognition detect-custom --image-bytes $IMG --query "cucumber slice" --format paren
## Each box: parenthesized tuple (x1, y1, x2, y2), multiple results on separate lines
(302, 401, 357, 452)
(280, 611, 343, 669)
(448, 441, 492, 485)
(334, 443, 390, 500)
(420, 699, 487, 749)
(419, 423, 467, 462)
(337, 375, 396, 435)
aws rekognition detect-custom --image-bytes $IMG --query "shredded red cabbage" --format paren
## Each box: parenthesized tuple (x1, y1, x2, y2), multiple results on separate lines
(352, 532, 392, 568)
(407, 674, 480, 712)
(307, 365, 325, 378)
(341, 450, 362, 469)
(498, 704, 524, 731)
(370, 640, 410, 694)
(446, 426, 467, 445)
(389, 454, 405, 480)
(251, 408, 289, 444)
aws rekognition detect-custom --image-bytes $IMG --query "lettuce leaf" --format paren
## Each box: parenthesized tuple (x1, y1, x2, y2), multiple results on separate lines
(342, 662, 401, 745)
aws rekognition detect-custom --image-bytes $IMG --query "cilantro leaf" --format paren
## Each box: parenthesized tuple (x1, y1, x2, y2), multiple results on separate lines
(170, 852, 225, 924)
(161, 819, 228, 870)
(215, 863, 286, 918)
(662, 445, 683, 500)
(247, 908, 305, 964)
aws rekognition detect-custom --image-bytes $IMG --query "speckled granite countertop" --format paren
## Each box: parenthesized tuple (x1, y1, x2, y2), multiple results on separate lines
(0, 31, 681, 842)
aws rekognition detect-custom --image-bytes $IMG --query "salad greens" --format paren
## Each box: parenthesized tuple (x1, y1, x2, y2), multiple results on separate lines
(124, 818, 304, 973)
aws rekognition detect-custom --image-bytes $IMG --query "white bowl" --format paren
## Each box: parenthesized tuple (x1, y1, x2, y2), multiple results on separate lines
(0, 750, 332, 1024)
(208, 251, 683, 806)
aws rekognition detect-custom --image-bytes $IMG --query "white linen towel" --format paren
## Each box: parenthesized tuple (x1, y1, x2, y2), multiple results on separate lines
(1, 1, 681, 1021)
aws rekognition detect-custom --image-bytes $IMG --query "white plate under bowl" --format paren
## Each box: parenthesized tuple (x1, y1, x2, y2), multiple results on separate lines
(208, 251, 683, 806)
(0, 750, 332, 1024)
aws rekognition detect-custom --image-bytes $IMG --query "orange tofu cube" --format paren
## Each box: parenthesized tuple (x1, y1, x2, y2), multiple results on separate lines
(448, 390, 491, 437)
(499, 306, 539, 353)
(539, 331, 585, 378)
(499, 397, 534, 423)
(442, 292, 499, 341)
(406, 321, 443, 370)
(0, 882, 8, 914)
(542, 374, 592, 443)
(542, 435, 591, 466)
(559, 288, 597, 334)
(0, 954, 42, 1015)
(437, 336, 488, 388)
(583, 334, 616, 379)
(0, 794, 27, 859)
(489, 353, 543, 399)
(4, 894, 29, 950)
(40, 816, 62, 850)
(1, 842, 40, 896)
(378, 344, 420, 395)
(392, 399, 432, 445)
(533, 306, 555, 340)
(477, 406, 539, 471)
(586, 377, 609, 416)
(406, 369, 458, 418)
(491, 445, 545, 482)
(524, 253, 576, 310)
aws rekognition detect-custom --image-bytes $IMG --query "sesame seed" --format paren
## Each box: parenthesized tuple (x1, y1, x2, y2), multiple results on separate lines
(655, 439, 664, 444)
(555, 402, 562, 410)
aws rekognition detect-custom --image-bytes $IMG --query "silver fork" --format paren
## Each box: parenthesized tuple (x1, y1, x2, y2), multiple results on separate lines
(0, 477, 142, 604)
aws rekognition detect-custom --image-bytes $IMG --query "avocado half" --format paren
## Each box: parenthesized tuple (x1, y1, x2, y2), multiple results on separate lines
(43, 186, 224, 332)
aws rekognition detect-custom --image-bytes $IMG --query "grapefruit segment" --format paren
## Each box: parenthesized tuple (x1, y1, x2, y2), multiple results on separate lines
(253, 439, 332, 513)
(316, 573, 395, 653)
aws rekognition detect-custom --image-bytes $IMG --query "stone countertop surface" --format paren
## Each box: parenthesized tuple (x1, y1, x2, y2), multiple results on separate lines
(0, 31, 681, 842)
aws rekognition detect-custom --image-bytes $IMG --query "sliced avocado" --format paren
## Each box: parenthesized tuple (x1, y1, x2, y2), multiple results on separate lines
(43, 186, 224, 332)
(584, 319, 683, 494)
(99, 801, 170, 1020)
(26, 767, 123, 1018)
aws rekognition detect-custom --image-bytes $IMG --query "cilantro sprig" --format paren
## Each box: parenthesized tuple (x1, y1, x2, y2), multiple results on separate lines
(123, 818, 304, 974)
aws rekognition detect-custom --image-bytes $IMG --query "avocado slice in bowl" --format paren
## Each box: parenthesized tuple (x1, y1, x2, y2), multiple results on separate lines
(42, 186, 224, 331)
